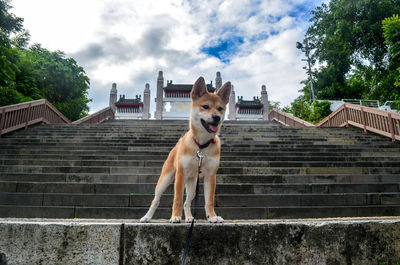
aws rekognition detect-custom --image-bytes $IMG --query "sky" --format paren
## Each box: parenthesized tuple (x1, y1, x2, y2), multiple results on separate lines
(11, 0, 327, 116)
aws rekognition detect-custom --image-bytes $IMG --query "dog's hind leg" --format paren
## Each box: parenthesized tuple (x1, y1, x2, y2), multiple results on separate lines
(140, 150, 176, 223)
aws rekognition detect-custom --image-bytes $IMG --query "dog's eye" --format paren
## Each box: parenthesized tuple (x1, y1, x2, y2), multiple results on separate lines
(218, 107, 224, 112)
(202, 105, 209, 109)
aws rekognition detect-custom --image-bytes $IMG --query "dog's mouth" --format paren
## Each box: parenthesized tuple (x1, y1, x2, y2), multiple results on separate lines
(201, 119, 219, 133)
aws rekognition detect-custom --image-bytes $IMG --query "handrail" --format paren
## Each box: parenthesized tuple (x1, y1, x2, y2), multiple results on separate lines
(0, 100, 115, 135)
(0, 99, 70, 136)
(72, 106, 115, 124)
(317, 103, 400, 141)
(268, 108, 315, 127)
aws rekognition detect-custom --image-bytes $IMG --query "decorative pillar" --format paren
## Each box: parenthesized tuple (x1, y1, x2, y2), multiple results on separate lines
(261, 84, 269, 120)
(143, 83, 150, 120)
(155, 71, 164, 120)
(229, 85, 236, 120)
(109, 83, 117, 112)
(215, 71, 222, 90)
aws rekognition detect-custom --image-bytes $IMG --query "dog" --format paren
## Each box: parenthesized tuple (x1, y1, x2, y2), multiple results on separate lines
(140, 76, 231, 223)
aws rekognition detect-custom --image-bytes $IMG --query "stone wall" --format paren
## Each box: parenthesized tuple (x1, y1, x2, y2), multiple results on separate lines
(0, 219, 399, 265)
(0, 220, 121, 264)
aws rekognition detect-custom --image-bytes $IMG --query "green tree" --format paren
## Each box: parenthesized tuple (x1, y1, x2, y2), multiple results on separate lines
(17, 44, 91, 120)
(309, 100, 332, 123)
(284, 99, 331, 124)
(0, 0, 23, 88)
(0, 0, 32, 105)
(383, 14, 400, 88)
(268, 101, 281, 110)
(306, 0, 400, 102)
(0, 0, 91, 121)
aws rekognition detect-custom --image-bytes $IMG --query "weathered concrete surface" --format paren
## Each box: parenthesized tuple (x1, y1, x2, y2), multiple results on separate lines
(0, 218, 400, 265)
(123, 219, 400, 265)
(0, 220, 121, 265)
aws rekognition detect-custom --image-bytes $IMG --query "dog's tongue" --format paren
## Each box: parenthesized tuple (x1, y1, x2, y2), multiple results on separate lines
(209, 124, 218, 133)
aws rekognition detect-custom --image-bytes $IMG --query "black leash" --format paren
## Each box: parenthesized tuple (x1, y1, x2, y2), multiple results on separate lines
(180, 150, 204, 265)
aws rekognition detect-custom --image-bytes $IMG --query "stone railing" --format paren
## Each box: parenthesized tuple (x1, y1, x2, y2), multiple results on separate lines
(268, 108, 314, 127)
(73, 107, 115, 124)
(318, 103, 400, 141)
(0, 99, 115, 135)
(0, 99, 70, 136)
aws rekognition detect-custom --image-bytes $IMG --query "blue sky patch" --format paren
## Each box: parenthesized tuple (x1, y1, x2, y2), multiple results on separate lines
(201, 36, 245, 63)
(290, 0, 327, 21)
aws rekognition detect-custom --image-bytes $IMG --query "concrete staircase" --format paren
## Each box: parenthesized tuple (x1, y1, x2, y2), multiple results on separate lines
(1, 120, 400, 220)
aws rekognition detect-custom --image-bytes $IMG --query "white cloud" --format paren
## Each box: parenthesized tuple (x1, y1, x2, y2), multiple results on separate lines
(11, 0, 105, 52)
(11, 0, 324, 115)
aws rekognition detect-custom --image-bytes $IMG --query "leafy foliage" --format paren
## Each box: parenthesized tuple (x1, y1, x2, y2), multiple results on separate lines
(383, 14, 400, 87)
(268, 101, 281, 110)
(309, 100, 332, 123)
(0, 0, 90, 121)
(284, 99, 332, 124)
(304, 0, 400, 102)
(285, 0, 400, 123)
(0, 0, 23, 88)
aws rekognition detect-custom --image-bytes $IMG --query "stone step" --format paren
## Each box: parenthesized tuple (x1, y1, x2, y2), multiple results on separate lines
(2, 150, 399, 159)
(1, 121, 355, 129)
(16, 131, 331, 136)
(10, 133, 382, 144)
(2, 154, 400, 161)
(2, 163, 400, 174)
(2, 158, 400, 168)
(1, 140, 392, 148)
(7, 126, 391, 138)
(2, 130, 391, 137)
(2, 147, 399, 156)
(3, 128, 393, 136)
(2, 140, 361, 146)
(1, 124, 380, 130)
(0, 148, 387, 156)
(0, 205, 400, 219)
(0, 132, 394, 142)
(9, 125, 383, 132)
(1, 181, 398, 195)
(1, 140, 342, 146)
(31, 131, 367, 138)
(2, 143, 397, 153)
(2, 173, 400, 184)
(1, 191, 400, 208)
(1, 165, 399, 175)
(7, 124, 387, 129)
(3, 128, 330, 134)
(1, 154, 400, 163)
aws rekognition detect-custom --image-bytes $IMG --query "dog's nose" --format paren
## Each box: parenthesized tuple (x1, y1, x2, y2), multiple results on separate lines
(212, 115, 221, 123)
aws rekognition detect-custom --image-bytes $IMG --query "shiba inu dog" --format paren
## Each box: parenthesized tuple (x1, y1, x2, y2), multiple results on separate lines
(140, 76, 231, 223)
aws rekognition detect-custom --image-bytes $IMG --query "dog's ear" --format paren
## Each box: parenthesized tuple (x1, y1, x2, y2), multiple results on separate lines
(191, 76, 208, 100)
(216, 81, 231, 104)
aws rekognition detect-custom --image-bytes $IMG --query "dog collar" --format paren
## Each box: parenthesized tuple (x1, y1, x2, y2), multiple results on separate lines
(192, 136, 215, 149)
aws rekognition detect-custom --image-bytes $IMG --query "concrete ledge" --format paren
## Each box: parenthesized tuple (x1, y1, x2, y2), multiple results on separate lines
(0, 218, 400, 265)
(0, 220, 121, 264)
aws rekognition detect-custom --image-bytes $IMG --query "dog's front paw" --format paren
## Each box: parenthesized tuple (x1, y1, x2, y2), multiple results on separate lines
(185, 216, 195, 223)
(208, 216, 224, 223)
(140, 216, 151, 223)
(169, 216, 182, 223)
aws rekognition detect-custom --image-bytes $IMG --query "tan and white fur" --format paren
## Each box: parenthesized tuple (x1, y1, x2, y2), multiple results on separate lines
(140, 76, 231, 223)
